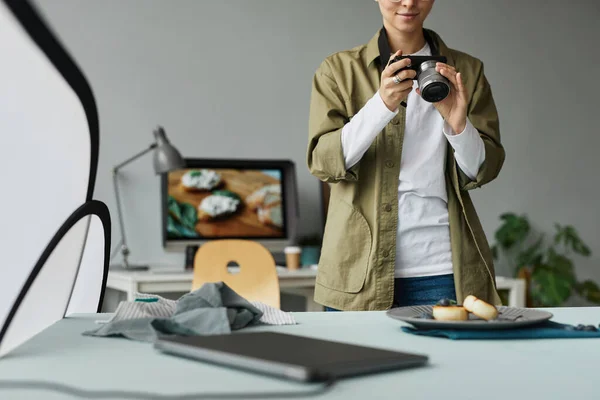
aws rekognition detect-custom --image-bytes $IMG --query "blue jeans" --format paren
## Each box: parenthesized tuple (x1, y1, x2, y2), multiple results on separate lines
(325, 273, 457, 311)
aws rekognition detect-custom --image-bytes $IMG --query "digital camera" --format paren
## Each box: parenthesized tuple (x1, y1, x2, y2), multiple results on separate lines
(389, 55, 450, 103)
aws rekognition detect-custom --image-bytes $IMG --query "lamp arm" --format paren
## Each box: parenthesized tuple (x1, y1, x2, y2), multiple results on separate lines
(112, 171, 130, 267)
(111, 142, 157, 267)
(113, 143, 157, 173)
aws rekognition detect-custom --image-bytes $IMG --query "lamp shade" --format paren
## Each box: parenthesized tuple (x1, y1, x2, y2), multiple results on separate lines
(152, 126, 185, 174)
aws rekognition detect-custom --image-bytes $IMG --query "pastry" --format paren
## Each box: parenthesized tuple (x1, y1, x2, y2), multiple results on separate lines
(246, 184, 281, 210)
(464, 295, 498, 321)
(197, 190, 241, 221)
(462, 295, 478, 312)
(181, 169, 222, 192)
(432, 305, 468, 321)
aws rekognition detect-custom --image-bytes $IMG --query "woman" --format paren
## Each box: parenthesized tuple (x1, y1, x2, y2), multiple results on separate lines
(307, 0, 505, 311)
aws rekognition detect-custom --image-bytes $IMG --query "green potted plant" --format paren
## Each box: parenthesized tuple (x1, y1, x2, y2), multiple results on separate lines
(298, 234, 322, 267)
(491, 213, 600, 307)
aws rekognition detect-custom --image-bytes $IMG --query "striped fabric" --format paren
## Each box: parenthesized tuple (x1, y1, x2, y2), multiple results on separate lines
(97, 292, 296, 326)
(250, 301, 297, 325)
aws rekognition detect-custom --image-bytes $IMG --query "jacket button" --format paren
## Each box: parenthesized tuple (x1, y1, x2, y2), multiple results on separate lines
(384, 203, 392, 212)
(391, 118, 400, 125)
(383, 250, 390, 258)
(385, 160, 394, 168)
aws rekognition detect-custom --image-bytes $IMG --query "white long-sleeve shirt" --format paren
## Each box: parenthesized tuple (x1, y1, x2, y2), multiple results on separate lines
(340, 42, 485, 278)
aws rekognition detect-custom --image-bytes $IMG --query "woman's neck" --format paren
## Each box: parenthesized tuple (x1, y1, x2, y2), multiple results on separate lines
(384, 23, 426, 55)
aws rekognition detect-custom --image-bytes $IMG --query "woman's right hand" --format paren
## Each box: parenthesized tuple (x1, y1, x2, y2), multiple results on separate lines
(380, 50, 417, 112)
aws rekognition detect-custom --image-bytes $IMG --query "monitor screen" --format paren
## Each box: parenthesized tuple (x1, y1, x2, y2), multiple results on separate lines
(161, 159, 298, 252)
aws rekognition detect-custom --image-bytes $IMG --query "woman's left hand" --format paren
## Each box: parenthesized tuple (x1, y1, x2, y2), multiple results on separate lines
(417, 62, 468, 134)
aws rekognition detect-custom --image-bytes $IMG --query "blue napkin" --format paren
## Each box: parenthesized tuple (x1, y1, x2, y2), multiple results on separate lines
(401, 321, 600, 340)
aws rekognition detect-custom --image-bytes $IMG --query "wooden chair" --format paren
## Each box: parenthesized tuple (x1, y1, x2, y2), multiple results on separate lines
(192, 240, 280, 309)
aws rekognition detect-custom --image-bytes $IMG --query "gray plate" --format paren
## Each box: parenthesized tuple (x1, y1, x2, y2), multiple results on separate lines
(386, 305, 553, 330)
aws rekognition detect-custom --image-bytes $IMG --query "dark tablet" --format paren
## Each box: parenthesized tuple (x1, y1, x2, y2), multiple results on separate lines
(154, 331, 428, 382)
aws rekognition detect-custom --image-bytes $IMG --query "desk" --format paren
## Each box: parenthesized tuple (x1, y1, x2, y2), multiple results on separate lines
(106, 268, 526, 310)
(0, 308, 598, 399)
(106, 267, 324, 311)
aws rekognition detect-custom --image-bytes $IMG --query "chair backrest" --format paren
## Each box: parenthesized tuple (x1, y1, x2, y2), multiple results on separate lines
(192, 240, 280, 309)
(0, 201, 110, 357)
(0, 0, 101, 325)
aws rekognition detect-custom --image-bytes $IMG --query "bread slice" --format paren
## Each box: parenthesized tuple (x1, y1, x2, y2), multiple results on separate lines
(262, 192, 282, 209)
(180, 169, 222, 192)
(246, 184, 281, 210)
(257, 206, 283, 229)
(432, 306, 468, 321)
(197, 192, 240, 222)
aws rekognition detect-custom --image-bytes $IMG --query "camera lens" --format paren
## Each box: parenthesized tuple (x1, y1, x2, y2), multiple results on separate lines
(417, 60, 450, 103)
(422, 82, 450, 103)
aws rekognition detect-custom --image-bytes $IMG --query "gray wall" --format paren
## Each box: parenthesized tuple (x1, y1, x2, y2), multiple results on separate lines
(34, 1, 600, 290)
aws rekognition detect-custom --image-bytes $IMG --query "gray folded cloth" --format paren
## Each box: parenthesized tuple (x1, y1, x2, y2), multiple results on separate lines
(83, 282, 293, 342)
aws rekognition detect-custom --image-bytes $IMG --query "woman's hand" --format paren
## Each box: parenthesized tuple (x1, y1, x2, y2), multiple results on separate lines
(380, 50, 417, 112)
(417, 62, 468, 134)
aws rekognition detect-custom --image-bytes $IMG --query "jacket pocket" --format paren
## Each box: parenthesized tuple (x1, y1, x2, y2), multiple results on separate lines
(316, 200, 372, 293)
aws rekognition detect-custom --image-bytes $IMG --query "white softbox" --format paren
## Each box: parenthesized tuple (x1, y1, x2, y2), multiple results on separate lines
(0, 0, 109, 356)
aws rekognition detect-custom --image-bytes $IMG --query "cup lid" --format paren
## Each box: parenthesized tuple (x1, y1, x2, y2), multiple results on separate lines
(284, 246, 301, 253)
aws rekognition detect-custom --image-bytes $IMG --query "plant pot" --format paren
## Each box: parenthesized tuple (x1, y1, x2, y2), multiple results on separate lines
(301, 246, 320, 267)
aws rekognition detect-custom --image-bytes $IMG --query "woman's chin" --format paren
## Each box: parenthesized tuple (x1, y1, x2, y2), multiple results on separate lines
(391, 24, 421, 34)
(386, 17, 422, 34)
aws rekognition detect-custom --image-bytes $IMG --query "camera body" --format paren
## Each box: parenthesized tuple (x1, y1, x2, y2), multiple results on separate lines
(389, 55, 450, 103)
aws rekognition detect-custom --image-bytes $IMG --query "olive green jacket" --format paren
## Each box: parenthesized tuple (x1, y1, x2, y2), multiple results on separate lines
(307, 29, 505, 311)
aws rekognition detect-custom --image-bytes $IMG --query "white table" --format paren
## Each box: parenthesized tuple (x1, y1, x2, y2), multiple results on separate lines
(106, 266, 324, 311)
(0, 308, 598, 399)
(106, 267, 526, 310)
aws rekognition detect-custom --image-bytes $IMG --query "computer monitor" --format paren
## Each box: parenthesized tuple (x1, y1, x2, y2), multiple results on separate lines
(161, 158, 299, 253)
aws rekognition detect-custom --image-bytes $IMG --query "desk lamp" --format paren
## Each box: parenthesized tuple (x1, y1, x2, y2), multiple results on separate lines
(111, 126, 185, 271)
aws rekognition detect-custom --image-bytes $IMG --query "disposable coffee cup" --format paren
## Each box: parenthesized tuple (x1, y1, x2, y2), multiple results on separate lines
(284, 246, 301, 270)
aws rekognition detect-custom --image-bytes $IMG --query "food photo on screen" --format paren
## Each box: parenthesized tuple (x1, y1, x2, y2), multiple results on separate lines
(166, 167, 285, 239)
